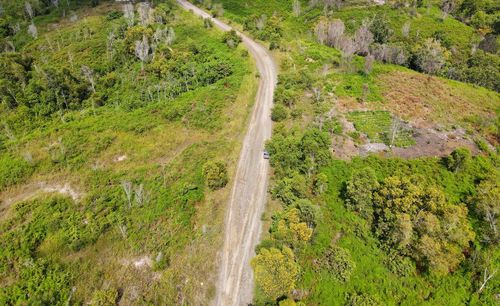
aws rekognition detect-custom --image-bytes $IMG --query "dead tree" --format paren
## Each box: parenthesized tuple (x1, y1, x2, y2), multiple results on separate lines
(353, 20, 374, 56)
(81, 65, 96, 93)
(137, 2, 151, 26)
(123, 3, 135, 27)
(25, 1, 34, 20)
(135, 35, 151, 71)
(293, 0, 301, 17)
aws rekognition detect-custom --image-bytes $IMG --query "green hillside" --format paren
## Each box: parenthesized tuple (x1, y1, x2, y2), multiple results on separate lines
(196, 0, 500, 305)
(0, 0, 499, 305)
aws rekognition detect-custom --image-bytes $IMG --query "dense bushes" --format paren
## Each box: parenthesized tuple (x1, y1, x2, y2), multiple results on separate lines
(319, 246, 356, 282)
(0, 197, 78, 304)
(203, 161, 228, 190)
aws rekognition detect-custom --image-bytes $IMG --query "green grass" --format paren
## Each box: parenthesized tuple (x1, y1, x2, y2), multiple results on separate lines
(346, 110, 415, 147)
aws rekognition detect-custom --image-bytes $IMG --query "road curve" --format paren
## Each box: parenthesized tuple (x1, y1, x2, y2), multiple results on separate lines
(176, 1, 277, 305)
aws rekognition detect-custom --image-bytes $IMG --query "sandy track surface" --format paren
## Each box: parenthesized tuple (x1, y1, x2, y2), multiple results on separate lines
(176, 1, 277, 305)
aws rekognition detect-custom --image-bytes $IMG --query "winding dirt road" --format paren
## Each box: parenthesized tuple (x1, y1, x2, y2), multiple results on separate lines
(176, 1, 277, 305)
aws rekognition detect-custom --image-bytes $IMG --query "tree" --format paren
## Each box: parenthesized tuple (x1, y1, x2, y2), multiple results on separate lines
(313, 173, 328, 195)
(301, 128, 332, 175)
(292, 0, 301, 17)
(345, 168, 379, 222)
(339, 36, 356, 71)
(415, 38, 447, 75)
(369, 13, 393, 44)
(271, 173, 307, 205)
(222, 30, 241, 48)
(364, 54, 375, 75)
(137, 2, 151, 26)
(25, 1, 34, 20)
(81, 65, 96, 94)
(314, 18, 345, 49)
(475, 179, 499, 244)
(28, 23, 37, 38)
(273, 208, 313, 245)
(320, 245, 356, 282)
(135, 35, 151, 71)
(251, 247, 299, 300)
(212, 3, 224, 17)
(444, 148, 471, 172)
(271, 104, 288, 122)
(123, 3, 134, 27)
(441, 0, 459, 18)
(401, 21, 411, 38)
(203, 161, 228, 190)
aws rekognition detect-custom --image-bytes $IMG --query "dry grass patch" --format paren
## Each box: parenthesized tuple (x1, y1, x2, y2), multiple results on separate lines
(376, 71, 499, 132)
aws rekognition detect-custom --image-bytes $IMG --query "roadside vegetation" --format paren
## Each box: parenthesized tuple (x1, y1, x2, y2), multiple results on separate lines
(195, 0, 500, 305)
(0, 0, 256, 304)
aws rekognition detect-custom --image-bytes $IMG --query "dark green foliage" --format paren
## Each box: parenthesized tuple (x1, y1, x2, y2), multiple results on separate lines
(294, 199, 318, 228)
(444, 148, 471, 172)
(203, 161, 229, 190)
(222, 29, 242, 48)
(313, 173, 328, 195)
(449, 50, 500, 92)
(271, 173, 307, 205)
(271, 104, 288, 122)
(319, 245, 356, 282)
(106, 10, 123, 21)
(266, 128, 331, 177)
(369, 13, 393, 44)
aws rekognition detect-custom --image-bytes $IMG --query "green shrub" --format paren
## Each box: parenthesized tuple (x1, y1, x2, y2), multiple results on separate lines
(271, 104, 288, 122)
(222, 30, 242, 48)
(345, 292, 380, 306)
(90, 288, 118, 306)
(444, 148, 471, 172)
(320, 245, 356, 282)
(203, 161, 229, 190)
(105, 10, 123, 21)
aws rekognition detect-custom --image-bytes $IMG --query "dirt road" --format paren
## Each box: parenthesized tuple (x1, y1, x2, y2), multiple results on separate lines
(176, 1, 277, 305)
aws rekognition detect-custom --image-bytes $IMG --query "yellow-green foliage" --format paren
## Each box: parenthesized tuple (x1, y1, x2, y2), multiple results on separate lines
(251, 247, 299, 300)
(90, 288, 118, 306)
(274, 208, 313, 244)
(202, 160, 229, 190)
(373, 176, 476, 275)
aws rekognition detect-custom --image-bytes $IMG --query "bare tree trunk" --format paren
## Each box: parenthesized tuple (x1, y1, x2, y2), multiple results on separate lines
(478, 268, 497, 293)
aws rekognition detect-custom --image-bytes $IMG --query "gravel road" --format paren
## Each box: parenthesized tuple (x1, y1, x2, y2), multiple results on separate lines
(176, 1, 277, 305)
